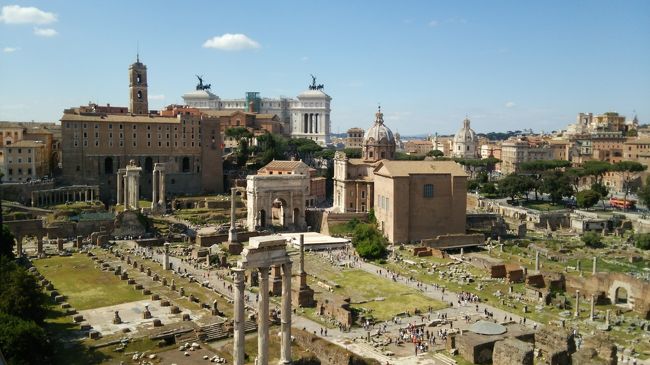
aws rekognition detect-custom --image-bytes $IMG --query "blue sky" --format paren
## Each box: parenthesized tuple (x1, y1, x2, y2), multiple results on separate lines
(1, 1, 648, 135)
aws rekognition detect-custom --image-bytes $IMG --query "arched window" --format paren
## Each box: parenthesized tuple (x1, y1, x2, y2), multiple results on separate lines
(182, 157, 190, 172)
(145, 157, 153, 173)
(136, 74, 142, 84)
(137, 90, 142, 100)
(104, 157, 113, 175)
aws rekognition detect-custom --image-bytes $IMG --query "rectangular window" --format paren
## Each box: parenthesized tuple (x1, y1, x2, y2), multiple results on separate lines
(424, 184, 434, 198)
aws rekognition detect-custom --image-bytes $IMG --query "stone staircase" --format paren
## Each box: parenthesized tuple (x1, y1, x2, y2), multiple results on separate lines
(432, 352, 457, 365)
(197, 321, 257, 342)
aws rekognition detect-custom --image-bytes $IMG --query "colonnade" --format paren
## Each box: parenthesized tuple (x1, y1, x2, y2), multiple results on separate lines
(233, 236, 293, 365)
(31, 186, 99, 207)
(117, 160, 142, 210)
(302, 113, 320, 134)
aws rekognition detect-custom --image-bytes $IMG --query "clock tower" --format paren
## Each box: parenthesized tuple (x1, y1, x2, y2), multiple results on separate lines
(128, 55, 148, 115)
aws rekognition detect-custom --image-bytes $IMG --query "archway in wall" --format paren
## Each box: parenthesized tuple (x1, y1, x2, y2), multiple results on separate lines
(272, 198, 287, 228)
(615, 287, 628, 304)
(145, 157, 153, 173)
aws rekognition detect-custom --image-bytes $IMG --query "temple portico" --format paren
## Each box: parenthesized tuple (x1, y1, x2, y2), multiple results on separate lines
(119, 160, 142, 210)
(233, 236, 293, 365)
(151, 163, 166, 214)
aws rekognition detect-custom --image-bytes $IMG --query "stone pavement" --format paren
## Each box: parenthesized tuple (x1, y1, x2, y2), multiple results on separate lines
(122, 241, 540, 364)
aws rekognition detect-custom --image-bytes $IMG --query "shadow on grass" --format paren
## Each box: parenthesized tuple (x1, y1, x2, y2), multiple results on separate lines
(44, 305, 111, 365)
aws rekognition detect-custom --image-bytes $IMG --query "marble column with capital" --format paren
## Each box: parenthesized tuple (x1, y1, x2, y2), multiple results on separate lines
(280, 262, 292, 364)
(233, 269, 246, 365)
(258, 267, 270, 365)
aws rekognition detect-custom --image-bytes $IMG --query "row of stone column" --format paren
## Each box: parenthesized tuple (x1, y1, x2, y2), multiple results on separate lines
(31, 187, 99, 207)
(232, 262, 292, 365)
(302, 113, 320, 134)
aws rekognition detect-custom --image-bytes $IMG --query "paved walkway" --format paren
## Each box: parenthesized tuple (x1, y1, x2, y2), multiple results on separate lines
(120, 242, 540, 364)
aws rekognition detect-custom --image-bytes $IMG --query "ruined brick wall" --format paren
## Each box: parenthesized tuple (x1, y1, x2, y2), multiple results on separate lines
(291, 328, 380, 365)
(535, 326, 575, 365)
(566, 272, 650, 318)
(493, 338, 534, 365)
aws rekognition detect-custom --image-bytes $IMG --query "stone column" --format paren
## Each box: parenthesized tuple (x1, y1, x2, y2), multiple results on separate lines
(233, 268, 246, 365)
(117, 171, 123, 205)
(605, 309, 610, 326)
(299, 234, 305, 274)
(574, 290, 580, 317)
(576, 260, 581, 274)
(229, 188, 238, 242)
(16, 238, 23, 257)
(258, 267, 270, 365)
(163, 243, 170, 270)
(535, 251, 540, 271)
(280, 262, 292, 365)
(37, 236, 43, 256)
(123, 175, 129, 208)
(590, 295, 595, 321)
(158, 168, 165, 206)
(133, 174, 140, 210)
(592, 257, 597, 275)
(152, 170, 159, 211)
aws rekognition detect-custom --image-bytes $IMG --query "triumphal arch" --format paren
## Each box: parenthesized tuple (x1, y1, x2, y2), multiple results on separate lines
(232, 235, 292, 365)
(246, 174, 308, 231)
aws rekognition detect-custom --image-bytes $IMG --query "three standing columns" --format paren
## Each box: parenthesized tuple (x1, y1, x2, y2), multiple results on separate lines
(232, 262, 292, 365)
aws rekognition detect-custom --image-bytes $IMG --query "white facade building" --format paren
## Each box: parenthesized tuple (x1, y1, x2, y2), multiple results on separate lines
(182, 78, 331, 146)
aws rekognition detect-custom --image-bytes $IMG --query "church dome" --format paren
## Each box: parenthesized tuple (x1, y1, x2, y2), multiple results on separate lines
(364, 109, 395, 144)
(453, 118, 476, 144)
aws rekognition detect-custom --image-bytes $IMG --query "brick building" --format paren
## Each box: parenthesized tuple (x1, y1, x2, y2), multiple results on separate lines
(60, 58, 223, 203)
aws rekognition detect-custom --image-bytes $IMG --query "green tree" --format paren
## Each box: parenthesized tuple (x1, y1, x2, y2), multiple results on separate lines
(582, 161, 611, 185)
(287, 138, 323, 162)
(611, 161, 647, 208)
(395, 152, 425, 160)
(591, 182, 609, 209)
(499, 174, 528, 202)
(633, 233, 650, 250)
(0, 312, 53, 365)
(480, 182, 498, 196)
(351, 224, 387, 260)
(1, 225, 15, 259)
(427, 149, 444, 158)
(0, 259, 48, 324)
(255, 133, 288, 166)
(342, 148, 362, 158)
(540, 170, 574, 204)
(637, 176, 650, 209)
(576, 189, 600, 209)
(225, 127, 253, 168)
(581, 231, 602, 248)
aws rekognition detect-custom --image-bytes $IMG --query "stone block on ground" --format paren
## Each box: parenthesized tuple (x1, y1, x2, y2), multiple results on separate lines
(493, 338, 534, 365)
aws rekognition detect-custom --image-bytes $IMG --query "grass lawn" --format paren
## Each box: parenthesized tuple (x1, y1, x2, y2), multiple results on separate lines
(34, 254, 145, 310)
(520, 200, 567, 211)
(305, 253, 446, 321)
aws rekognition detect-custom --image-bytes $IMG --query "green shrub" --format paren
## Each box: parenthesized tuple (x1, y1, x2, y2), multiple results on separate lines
(581, 231, 603, 248)
(633, 233, 650, 250)
(352, 224, 387, 260)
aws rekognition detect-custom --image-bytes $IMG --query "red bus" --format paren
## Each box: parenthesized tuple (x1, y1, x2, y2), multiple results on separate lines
(609, 197, 636, 210)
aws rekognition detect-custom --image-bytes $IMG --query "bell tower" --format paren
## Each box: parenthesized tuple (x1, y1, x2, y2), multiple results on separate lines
(128, 55, 148, 115)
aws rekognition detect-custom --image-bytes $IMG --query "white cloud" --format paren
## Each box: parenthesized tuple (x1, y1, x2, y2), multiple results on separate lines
(34, 27, 57, 37)
(0, 5, 57, 24)
(3, 46, 18, 53)
(428, 20, 439, 27)
(505, 101, 516, 108)
(202, 33, 260, 51)
(149, 94, 165, 101)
